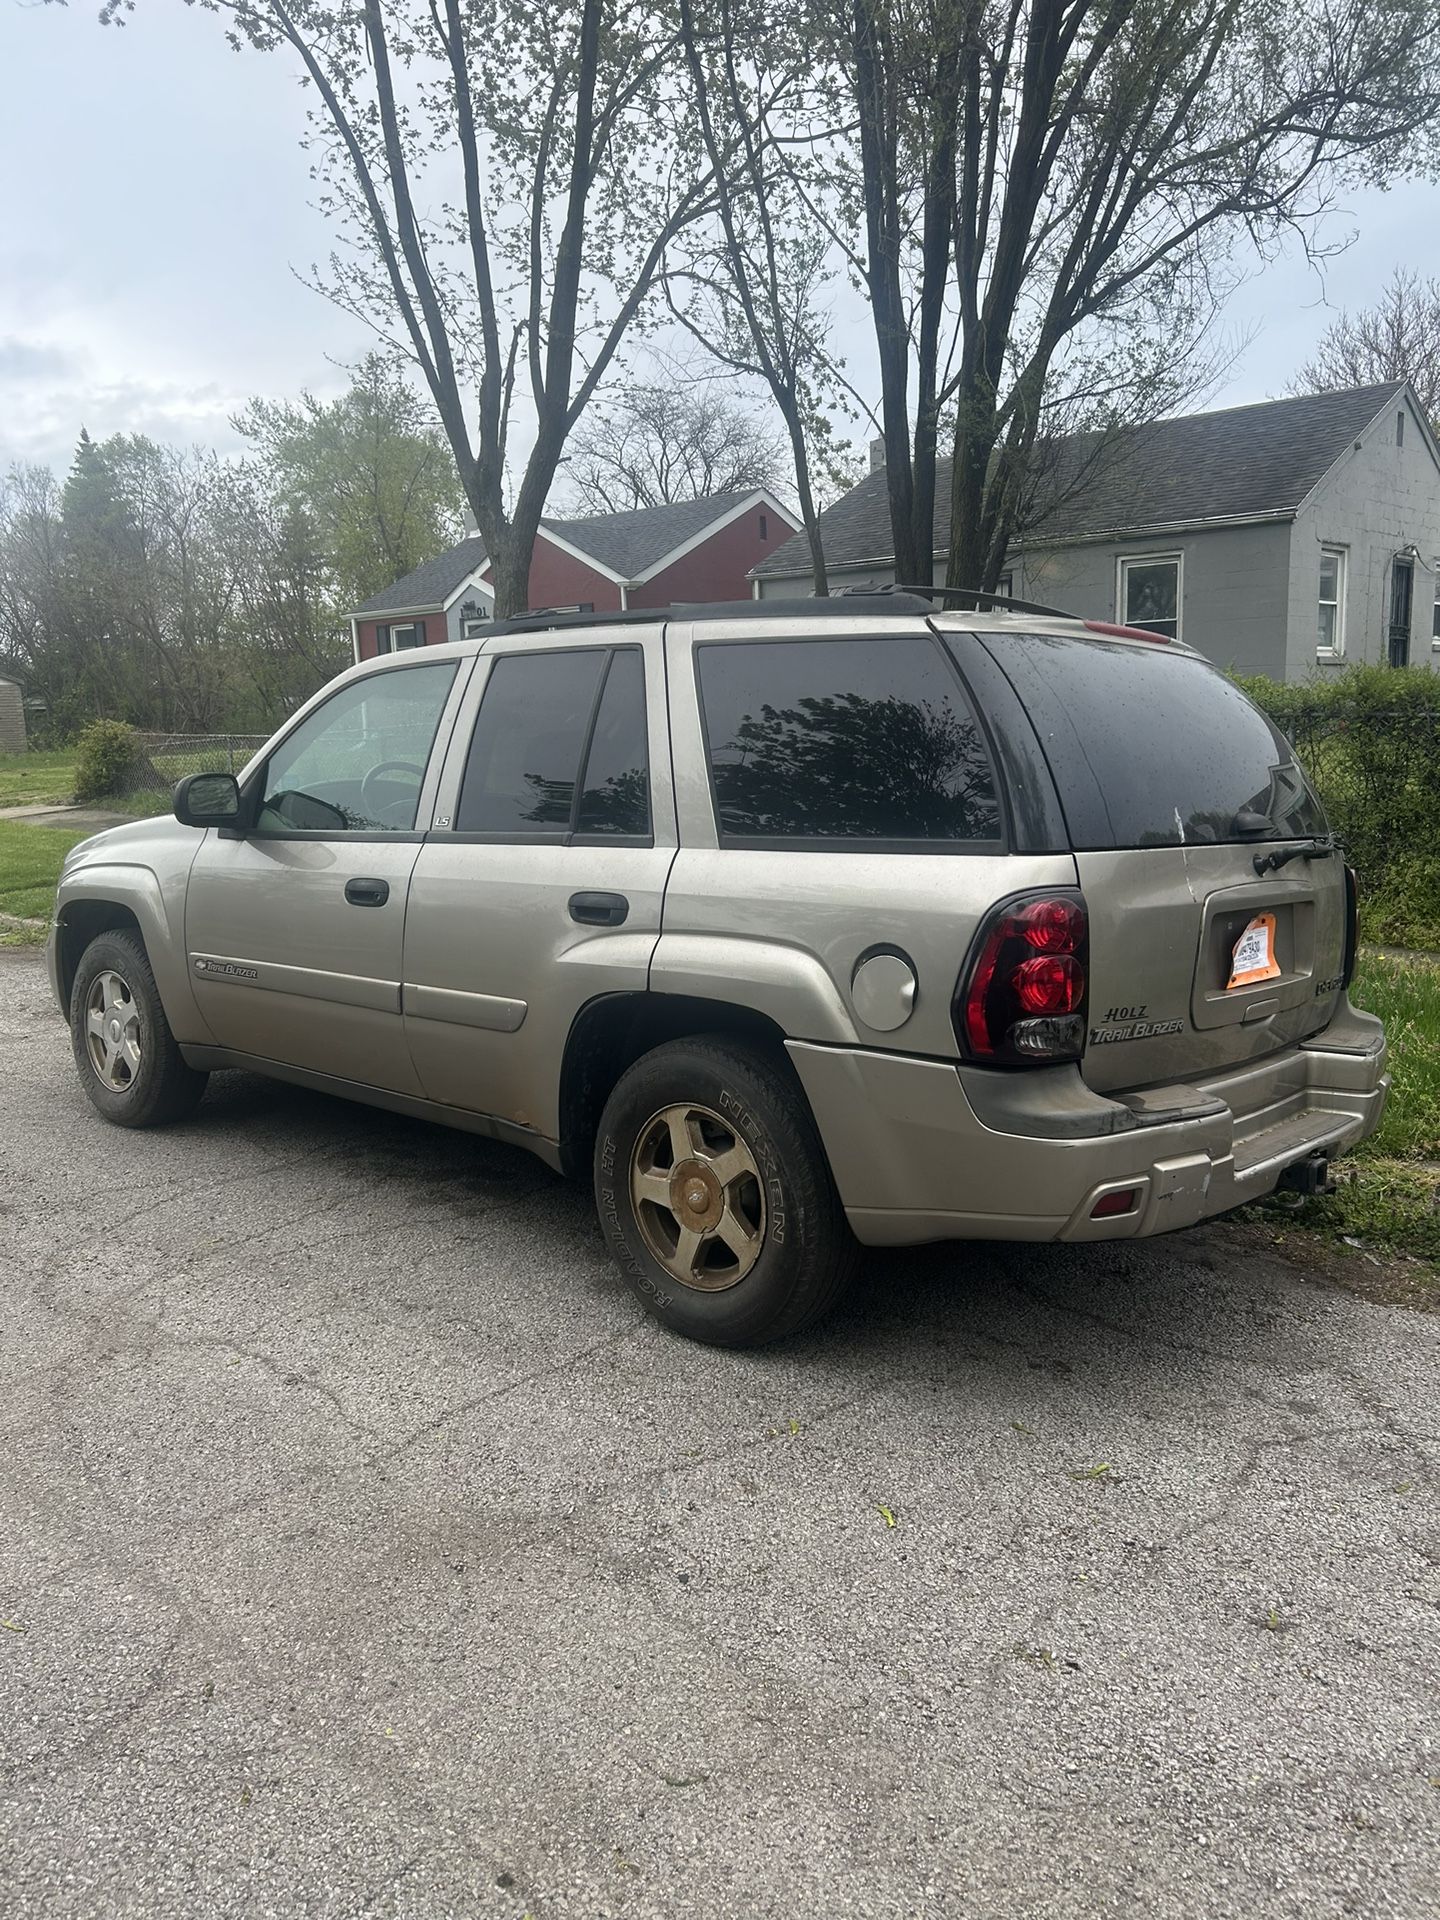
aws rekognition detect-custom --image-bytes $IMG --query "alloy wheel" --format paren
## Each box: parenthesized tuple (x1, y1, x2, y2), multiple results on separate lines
(629, 1101, 766, 1291)
(84, 969, 142, 1091)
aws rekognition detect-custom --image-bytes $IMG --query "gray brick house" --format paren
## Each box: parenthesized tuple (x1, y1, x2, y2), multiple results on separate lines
(752, 383, 1440, 681)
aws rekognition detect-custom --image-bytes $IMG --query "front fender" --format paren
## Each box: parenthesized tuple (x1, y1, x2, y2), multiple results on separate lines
(55, 859, 215, 1045)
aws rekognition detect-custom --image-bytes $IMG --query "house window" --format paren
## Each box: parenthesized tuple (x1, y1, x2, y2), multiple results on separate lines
(1397, 411, 1405, 448)
(996, 571, 1014, 600)
(1317, 547, 1346, 655)
(759, 513, 768, 539)
(390, 621, 425, 651)
(460, 599, 489, 640)
(1118, 554, 1181, 640)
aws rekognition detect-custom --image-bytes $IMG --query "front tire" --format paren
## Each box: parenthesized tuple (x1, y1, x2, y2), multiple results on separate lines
(69, 930, 207, 1128)
(593, 1036, 859, 1347)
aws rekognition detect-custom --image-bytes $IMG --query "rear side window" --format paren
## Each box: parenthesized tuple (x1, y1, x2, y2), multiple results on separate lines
(455, 646, 650, 839)
(985, 633, 1328, 850)
(696, 635, 1001, 846)
(577, 649, 650, 837)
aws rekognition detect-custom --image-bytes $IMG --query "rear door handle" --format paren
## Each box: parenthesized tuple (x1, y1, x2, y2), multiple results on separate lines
(345, 877, 390, 908)
(568, 890, 629, 927)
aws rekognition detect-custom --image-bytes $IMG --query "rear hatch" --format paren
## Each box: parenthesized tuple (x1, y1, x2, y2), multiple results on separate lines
(977, 629, 1347, 1093)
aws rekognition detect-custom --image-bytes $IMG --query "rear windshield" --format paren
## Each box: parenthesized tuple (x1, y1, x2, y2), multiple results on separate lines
(981, 632, 1328, 850)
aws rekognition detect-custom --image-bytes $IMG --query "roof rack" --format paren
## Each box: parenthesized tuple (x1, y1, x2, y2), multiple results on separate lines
(879, 583, 1080, 620)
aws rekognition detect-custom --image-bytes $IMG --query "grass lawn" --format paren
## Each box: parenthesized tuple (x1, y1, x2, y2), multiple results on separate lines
(0, 820, 88, 944)
(0, 749, 77, 809)
(1251, 948, 1440, 1299)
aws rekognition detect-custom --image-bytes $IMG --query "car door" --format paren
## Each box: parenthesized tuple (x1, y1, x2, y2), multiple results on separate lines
(184, 655, 470, 1092)
(402, 631, 677, 1142)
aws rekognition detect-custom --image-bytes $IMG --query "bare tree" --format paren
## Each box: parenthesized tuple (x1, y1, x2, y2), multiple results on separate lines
(801, 0, 1440, 591)
(558, 377, 790, 513)
(1292, 268, 1440, 428)
(91, 1, 718, 615)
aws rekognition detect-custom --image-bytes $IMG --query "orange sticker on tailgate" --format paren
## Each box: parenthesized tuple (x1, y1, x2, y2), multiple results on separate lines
(1227, 911, 1281, 988)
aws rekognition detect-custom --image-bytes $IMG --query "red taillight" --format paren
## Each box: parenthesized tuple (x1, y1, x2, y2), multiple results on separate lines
(956, 891, 1089, 1065)
(1016, 897, 1085, 953)
(1014, 954, 1085, 1015)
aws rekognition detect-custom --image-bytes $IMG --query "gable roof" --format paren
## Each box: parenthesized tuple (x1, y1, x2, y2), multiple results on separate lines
(355, 489, 785, 616)
(540, 489, 767, 580)
(354, 536, 490, 616)
(753, 382, 1412, 579)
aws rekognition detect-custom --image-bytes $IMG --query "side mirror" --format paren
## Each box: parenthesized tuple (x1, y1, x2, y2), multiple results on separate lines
(174, 771, 242, 829)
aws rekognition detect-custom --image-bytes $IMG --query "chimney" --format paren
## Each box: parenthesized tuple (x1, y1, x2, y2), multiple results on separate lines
(869, 436, 886, 474)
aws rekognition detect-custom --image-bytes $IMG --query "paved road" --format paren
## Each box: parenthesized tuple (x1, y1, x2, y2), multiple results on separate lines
(2, 947, 1437, 1920)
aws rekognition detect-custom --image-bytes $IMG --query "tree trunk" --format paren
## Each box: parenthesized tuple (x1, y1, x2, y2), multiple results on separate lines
(778, 409, 828, 596)
(486, 531, 532, 620)
(945, 378, 1003, 594)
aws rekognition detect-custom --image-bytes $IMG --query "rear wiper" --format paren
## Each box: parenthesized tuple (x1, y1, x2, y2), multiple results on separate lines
(1252, 836, 1342, 877)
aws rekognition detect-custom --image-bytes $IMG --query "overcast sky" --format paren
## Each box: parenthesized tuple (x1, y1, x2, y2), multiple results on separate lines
(4, 2, 1438, 488)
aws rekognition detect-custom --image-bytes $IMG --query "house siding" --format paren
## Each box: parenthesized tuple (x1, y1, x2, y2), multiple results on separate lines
(628, 503, 796, 606)
(1013, 523, 1293, 678)
(755, 526, 1294, 678)
(517, 541, 624, 614)
(1285, 392, 1440, 678)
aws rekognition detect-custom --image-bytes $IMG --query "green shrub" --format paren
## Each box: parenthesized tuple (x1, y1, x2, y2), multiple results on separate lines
(1236, 665, 1440, 950)
(73, 720, 143, 803)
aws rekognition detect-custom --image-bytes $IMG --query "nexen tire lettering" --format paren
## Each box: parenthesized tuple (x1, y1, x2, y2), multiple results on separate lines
(719, 1087, 785, 1245)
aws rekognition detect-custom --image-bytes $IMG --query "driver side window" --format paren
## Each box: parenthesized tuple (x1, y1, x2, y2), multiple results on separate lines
(258, 663, 458, 834)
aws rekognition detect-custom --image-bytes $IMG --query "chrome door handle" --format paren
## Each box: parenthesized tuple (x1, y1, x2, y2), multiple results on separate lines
(344, 877, 390, 907)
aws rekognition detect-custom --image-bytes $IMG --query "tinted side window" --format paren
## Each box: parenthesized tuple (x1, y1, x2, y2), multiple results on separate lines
(258, 662, 457, 834)
(696, 636, 1001, 844)
(985, 632, 1328, 849)
(576, 650, 649, 837)
(456, 649, 607, 835)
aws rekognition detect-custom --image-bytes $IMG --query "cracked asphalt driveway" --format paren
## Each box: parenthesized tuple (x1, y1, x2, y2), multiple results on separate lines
(2, 947, 1438, 1920)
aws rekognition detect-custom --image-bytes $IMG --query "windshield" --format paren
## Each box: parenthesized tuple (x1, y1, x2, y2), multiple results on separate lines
(977, 632, 1328, 851)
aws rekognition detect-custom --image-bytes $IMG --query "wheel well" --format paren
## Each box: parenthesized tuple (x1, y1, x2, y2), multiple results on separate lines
(56, 901, 145, 1007)
(558, 993, 795, 1179)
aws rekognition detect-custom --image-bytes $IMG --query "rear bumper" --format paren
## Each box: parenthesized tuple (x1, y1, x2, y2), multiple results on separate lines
(787, 999, 1388, 1248)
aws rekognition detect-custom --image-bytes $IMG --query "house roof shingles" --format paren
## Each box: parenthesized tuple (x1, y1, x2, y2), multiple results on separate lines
(355, 490, 767, 616)
(753, 382, 1408, 579)
(354, 536, 490, 616)
(539, 490, 758, 579)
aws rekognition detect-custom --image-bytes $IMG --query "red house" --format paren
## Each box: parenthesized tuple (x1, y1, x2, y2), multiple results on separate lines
(350, 488, 798, 660)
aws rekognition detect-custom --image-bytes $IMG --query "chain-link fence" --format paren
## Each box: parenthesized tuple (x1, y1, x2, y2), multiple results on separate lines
(113, 733, 270, 805)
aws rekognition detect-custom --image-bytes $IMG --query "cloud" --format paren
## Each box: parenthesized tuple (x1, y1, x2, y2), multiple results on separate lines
(0, 341, 254, 472)
(0, 338, 82, 388)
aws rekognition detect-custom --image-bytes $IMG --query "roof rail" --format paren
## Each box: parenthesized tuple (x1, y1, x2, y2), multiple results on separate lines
(487, 591, 937, 637)
(879, 583, 1080, 620)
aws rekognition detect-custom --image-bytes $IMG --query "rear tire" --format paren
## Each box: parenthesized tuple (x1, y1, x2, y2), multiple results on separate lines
(69, 930, 208, 1128)
(593, 1036, 859, 1347)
